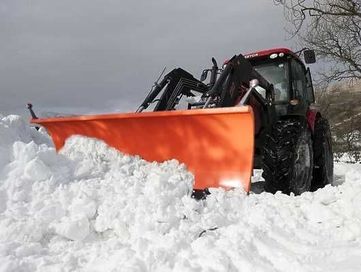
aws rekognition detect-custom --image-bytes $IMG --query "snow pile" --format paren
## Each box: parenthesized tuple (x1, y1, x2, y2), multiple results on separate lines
(0, 115, 361, 271)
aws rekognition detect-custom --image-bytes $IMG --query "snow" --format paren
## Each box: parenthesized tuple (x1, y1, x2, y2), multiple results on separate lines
(0, 114, 361, 271)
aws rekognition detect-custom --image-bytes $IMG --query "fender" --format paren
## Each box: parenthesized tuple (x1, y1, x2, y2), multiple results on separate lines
(306, 106, 321, 134)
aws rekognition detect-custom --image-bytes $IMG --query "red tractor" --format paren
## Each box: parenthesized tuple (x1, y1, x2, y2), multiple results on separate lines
(31, 48, 333, 196)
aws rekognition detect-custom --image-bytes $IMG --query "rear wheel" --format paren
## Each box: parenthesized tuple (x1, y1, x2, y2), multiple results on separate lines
(262, 119, 313, 195)
(311, 117, 333, 191)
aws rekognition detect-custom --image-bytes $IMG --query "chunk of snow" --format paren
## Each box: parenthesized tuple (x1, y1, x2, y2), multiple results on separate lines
(0, 114, 361, 271)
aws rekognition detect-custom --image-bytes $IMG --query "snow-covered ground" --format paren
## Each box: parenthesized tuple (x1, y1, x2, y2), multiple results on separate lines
(0, 114, 361, 272)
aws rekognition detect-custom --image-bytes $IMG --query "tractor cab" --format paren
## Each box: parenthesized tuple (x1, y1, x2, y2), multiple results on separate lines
(245, 48, 316, 116)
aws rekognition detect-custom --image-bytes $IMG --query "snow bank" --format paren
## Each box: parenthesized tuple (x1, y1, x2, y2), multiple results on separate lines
(0, 115, 361, 271)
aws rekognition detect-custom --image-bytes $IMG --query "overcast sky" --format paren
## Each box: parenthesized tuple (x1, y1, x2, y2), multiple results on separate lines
(0, 0, 296, 116)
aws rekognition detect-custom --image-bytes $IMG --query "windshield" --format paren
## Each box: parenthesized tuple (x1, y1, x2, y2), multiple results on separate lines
(253, 61, 289, 101)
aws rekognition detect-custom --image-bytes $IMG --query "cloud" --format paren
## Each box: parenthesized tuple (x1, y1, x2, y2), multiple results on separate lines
(0, 0, 291, 115)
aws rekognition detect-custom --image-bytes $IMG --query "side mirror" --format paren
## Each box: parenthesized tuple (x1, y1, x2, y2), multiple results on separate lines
(304, 50, 316, 64)
(200, 70, 209, 81)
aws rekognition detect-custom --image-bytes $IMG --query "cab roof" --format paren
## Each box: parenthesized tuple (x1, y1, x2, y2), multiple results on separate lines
(244, 48, 301, 62)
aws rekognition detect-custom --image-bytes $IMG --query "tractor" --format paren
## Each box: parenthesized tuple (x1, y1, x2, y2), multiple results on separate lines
(31, 48, 333, 196)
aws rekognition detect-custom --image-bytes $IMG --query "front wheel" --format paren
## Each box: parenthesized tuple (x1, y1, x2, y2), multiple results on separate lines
(262, 119, 314, 195)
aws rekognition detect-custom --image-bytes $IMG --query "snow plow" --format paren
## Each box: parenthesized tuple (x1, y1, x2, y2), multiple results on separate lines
(31, 48, 333, 195)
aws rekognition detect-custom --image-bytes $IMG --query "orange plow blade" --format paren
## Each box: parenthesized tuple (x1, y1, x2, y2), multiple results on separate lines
(32, 107, 254, 192)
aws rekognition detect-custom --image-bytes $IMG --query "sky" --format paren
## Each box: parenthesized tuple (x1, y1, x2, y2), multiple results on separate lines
(0, 0, 296, 117)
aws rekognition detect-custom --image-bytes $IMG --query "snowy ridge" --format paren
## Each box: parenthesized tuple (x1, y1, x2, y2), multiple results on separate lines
(0, 115, 361, 271)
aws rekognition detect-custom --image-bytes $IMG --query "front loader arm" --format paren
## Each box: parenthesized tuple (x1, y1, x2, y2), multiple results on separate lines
(137, 68, 208, 112)
(206, 54, 274, 108)
(138, 54, 274, 113)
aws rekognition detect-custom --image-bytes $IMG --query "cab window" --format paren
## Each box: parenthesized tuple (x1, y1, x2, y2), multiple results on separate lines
(254, 61, 289, 101)
(291, 59, 307, 101)
(305, 68, 315, 103)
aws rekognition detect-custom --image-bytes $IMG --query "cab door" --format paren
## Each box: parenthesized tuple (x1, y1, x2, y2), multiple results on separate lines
(289, 58, 310, 115)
